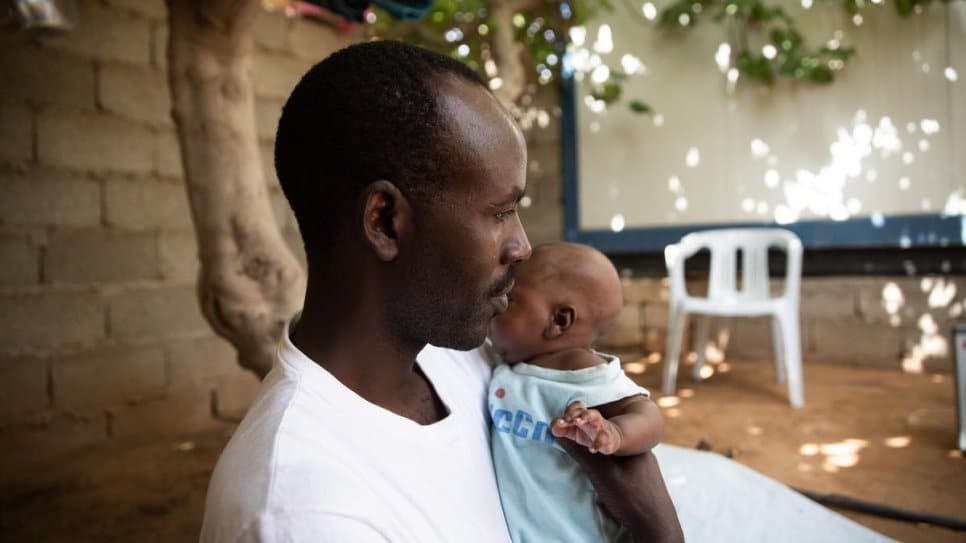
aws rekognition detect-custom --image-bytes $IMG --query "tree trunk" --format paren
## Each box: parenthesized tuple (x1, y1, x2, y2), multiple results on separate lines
(167, 0, 306, 378)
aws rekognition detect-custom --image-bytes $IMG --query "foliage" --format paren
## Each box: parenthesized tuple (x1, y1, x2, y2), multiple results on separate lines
(364, 0, 957, 113)
(659, 0, 957, 86)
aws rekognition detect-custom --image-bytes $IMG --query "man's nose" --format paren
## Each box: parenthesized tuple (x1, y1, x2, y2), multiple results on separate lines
(502, 214, 532, 265)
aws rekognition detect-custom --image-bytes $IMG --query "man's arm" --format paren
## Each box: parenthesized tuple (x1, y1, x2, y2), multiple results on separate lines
(555, 438, 684, 543)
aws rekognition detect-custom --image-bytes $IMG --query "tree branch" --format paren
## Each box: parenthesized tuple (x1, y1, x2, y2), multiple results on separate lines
(167, 0, 306, 378)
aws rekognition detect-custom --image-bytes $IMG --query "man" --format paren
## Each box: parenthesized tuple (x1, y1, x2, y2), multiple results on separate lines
(200, 40, 682, 542)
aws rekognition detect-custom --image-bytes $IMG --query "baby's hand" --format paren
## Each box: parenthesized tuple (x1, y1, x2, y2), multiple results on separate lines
(551, 401, 622, 454)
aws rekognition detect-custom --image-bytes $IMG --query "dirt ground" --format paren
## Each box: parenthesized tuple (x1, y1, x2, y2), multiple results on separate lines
(1, 359, 964, 542)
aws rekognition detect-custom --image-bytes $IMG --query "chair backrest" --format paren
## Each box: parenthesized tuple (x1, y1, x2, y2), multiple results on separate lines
(665, 228, 803, 304)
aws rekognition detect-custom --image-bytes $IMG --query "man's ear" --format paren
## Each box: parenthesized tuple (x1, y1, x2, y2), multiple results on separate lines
(360, 180, 411, 262)
(545, 304, 576, 339)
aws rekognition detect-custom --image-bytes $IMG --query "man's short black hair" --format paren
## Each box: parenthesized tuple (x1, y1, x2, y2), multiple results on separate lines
(275, 40, 488, 261)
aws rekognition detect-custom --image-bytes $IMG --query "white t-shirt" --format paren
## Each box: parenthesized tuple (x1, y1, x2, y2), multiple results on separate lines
(200, 334, 512, 543)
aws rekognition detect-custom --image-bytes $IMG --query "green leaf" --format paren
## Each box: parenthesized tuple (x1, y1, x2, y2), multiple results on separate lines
(629, 100, 652, 114)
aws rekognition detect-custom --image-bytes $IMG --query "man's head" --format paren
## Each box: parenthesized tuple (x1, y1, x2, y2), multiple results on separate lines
(276, 40, 485, 254)
(489, 242, 623, 363)
(277, 41, 531, 350)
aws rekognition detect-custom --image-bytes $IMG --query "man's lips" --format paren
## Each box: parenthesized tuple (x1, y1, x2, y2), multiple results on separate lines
(495, 279, 515, 298)
(491, 279, 514, 313)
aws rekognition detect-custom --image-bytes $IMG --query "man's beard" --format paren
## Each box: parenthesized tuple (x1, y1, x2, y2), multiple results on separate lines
(389, 267, 514, 352)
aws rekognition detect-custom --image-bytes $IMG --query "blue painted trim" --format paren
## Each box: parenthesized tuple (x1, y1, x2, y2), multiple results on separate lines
(558, 72, 965, 253)
(560, 69, 581, 242)
(572, 214, 965, 253)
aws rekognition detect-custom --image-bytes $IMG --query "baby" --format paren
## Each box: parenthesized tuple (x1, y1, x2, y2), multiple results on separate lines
(487, 242, 664, 543)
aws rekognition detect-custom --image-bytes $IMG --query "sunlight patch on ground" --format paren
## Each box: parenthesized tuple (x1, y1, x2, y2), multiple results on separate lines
(657, 396, 680, 408)
(623, 361, 646, 374)
(884, 436, 910, 448)
(798, 439, 868, 471)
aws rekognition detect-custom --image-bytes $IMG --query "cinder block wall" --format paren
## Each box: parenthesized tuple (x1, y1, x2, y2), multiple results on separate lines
(599, 276, 965, 373)
(0, 0, 355, 476)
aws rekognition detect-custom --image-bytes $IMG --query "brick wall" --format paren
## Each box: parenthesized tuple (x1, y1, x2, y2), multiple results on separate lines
(0, 0, 354, 476)
(599, 275, 966, 373)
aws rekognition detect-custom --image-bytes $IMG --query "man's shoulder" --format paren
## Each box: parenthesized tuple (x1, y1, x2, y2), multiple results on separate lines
(201, 366, 379, 541)
(419, 344, 493, 391)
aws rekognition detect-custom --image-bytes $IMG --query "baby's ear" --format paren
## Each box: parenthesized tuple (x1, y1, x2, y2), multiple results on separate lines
(545, 304, 576, 339)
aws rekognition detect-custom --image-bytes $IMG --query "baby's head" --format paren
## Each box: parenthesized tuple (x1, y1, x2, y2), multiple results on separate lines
(489, 242, 623, 363)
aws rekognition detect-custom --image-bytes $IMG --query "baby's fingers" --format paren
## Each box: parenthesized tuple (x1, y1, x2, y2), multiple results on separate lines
(550, 417, 574, 438)
(562, 401, 588, 423)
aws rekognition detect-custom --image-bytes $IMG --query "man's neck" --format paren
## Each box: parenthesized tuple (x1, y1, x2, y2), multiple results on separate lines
(292, 292, 447, 425)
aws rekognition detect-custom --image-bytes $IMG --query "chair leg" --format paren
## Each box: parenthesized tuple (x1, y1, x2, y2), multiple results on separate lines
(692, 314, 711, 382)
(776, 311, 804, 408)
(662, 305, 687, 395)
(771, 316, 786, 384)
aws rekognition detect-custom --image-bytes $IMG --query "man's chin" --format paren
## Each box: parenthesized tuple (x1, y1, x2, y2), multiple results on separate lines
(432, 323, 490, 352)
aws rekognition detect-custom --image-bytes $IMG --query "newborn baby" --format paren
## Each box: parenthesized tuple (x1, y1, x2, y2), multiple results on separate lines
(487, 242, 664, 543)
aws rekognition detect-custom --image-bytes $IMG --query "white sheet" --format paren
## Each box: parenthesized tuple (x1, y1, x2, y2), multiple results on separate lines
(655, 445, 895, 542)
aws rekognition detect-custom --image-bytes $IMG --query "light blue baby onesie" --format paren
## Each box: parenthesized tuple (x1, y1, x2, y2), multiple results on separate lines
(488, 353, 649, 543)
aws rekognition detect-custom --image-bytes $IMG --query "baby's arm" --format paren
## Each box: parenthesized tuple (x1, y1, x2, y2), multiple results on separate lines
(551, 396, 663, 456)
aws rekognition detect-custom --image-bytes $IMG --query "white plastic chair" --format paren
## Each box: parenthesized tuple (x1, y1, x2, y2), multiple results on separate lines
(661, 228, 805, 407)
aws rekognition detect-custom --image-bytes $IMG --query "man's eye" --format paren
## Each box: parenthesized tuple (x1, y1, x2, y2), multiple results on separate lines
(496, 208, 517, 222)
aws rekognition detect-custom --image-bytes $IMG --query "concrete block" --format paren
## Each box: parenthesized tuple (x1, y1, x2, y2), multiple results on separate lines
(0, 171, 101, 227)
(52, 345, 166, 411)
(40, 0, 151, 65)
(0, 235, 38, 285)
(108, 284, 208, 340)
(253, 50, 309, 99)
(809, 318, 902, 367)
(288, 19, 358, 61)
(151, 22, 168, 68)
(211, 373, 260, 420)
(641, 326, 667, 354)
(165, 336, 239, 388)
(0, 289, 106, 350)
(800, 277, 859, 319)
(598, 304, 643, 349)
(0, 413, 107, 479)
(159, 231, 199, 282)
(622, 278, 668, 304)
(98, 63, 172, 126)
(642, 301, 670, 328)
(45, 229, 161, 284)
(723, 316, 774, 360)
(683, 278, 709, 298)
(255, 97, 284, 141)
(254, 9, 289, 52)
(855, 276, 964, 328)
(0, 40, 96, 109)
(37, 109, 154, 174)
(0, 103, 33, 163)
(109, 385, 218, 441)
(105, 0, 167, 20)
(0, 355, 49, 421)
(104, 177, 192, 230)
(155, 128, 183, 179)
